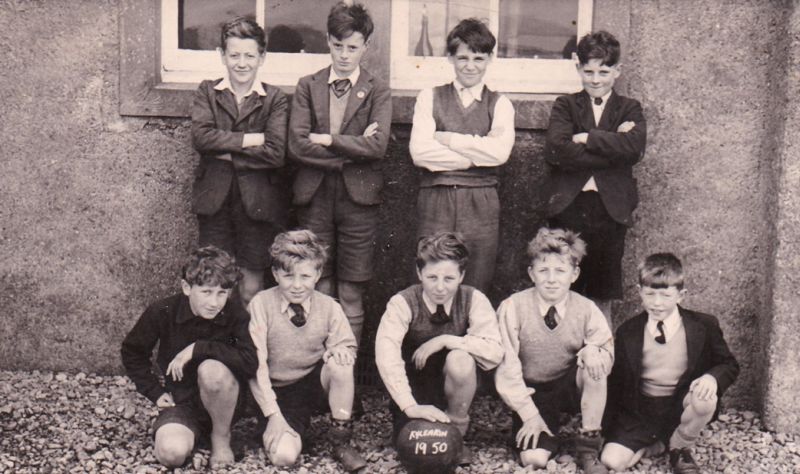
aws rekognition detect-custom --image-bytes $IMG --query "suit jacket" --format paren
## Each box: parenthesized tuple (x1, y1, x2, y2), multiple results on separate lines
(288, 67, 392, 206)
(543, 90, 647, 226)
(605, 307, 739, 430)
(191, 79, 289, 223)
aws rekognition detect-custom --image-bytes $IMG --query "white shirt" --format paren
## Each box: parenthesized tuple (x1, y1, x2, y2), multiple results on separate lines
(581, 90, 612, 192)
(409, 81, 515, 172)
(214, 76, 267, 103)
(646, 307, 683, 343)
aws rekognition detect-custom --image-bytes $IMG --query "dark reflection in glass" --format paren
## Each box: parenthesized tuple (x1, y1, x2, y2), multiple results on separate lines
(498, 0, 578, 59)
(265, 1, 332, 54)
(408, 0, 492, 57)
(178, 0, 256, 51)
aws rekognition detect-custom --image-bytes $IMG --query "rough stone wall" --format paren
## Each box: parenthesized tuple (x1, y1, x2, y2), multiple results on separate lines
(0, 0, 793, 413)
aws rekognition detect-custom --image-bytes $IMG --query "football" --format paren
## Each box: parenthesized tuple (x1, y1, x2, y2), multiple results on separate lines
(395, 419, 463, 473)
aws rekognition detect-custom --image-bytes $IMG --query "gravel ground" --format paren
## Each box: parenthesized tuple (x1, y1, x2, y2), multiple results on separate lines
(1, 370, 798, 473)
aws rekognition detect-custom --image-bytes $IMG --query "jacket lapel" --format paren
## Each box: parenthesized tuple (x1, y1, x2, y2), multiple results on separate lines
(577, 91, 596, 132)
(680, 307, 706, 380)
(214, 89, 239, 124)
(340, 70, 372, 132)
(234, 89, 264, 127)
(597, 90, 619, 130)
(311, 67, 331, 133)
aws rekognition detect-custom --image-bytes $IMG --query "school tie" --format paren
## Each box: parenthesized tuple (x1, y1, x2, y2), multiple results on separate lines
(331, 78, 352, 98)
(655, 321, 666, 344)
(289, 303, 307, 327)
(544, 306, 558, 330)
(593, 97, 603, 106)
(430, 304, 449, 325)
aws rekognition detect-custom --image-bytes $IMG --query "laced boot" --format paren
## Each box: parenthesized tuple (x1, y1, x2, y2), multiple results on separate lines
(574, 430, 608, 474)
(329, 418, 367, 472)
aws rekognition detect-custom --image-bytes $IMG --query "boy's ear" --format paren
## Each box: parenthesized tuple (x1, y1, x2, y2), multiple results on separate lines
(612, 63, 622, 78)
(416, 268, 423, 282)
(571, 265, 581, 283)
(677, 288, 688, 302)
(181, 279, 192, 296)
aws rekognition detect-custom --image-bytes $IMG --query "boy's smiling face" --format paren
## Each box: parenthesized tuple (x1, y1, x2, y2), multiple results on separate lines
(528, 254, 579, 305)
(181, 281, 231, 320)
(417, 260, 464, 306)
(577, 58, 620, 99)
(220, 37, 265, 91)
(328, 32, 368, 77)
(639, 285, 686, 321)
(273, 259, 322, 305)
(448, 42, 491, 88)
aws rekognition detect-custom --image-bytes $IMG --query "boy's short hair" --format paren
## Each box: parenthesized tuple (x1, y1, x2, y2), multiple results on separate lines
(527, 227, 587, 268)
(576, 30, 620, 66)
(270, 229, 328, 272)
(182, 246, 242, 289)
(446, 18, 496, 56)
(220, 17, 267, 54)
(416, 232, 469, 272)
(327, 2, 374, 41)
(638, 252, 685, 290)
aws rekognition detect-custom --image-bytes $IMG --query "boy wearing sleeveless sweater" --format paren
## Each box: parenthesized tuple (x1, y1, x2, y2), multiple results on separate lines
(409, 18, 515, 295)
(375, 232, 504, 466)
(495, 228, 612, 473)
(601, 253, 739, 474)
(247, 230, 366, 472)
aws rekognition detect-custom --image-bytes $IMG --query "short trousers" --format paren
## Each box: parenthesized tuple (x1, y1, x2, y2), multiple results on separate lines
(198, 177, 282, 272)
(416, 186, 499, 294)
(511, 363, 580, 454)
(296, 173, 378, 282)
(605, 392, 684, 452)
(256, 361, 327, 439)
(549, 191, 628, 300)
(153, 382, 254, 442)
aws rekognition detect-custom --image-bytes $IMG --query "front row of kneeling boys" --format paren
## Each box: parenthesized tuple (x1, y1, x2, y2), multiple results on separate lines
(121, 228, 739, 473)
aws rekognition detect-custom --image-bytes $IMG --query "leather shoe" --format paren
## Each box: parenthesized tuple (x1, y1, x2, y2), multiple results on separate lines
(333, 444, 367, 472)
(669, 448, 700, 474)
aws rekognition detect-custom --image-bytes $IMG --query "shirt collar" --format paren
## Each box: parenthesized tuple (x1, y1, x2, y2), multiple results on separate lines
(279, 293, 311, 318)
(535, 291, 568, 322)
(454, 80, 485, 102)
(328, 66, 361, 87)
(421, 292, 453, 316)
(176, 294, 231, 326)
(646, 306, 682, 341)
(592, 90, 613, 107)
(214, 76, 267, 98)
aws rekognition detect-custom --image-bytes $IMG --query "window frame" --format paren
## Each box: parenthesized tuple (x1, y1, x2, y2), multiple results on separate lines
(390, 0, 593, 93)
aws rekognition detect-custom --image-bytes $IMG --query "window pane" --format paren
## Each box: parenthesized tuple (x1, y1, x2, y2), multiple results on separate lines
(178, 0, 257, 51)
(498, 0, 578, 59)
(407, 0, 493, 57)
(264, 1, 333, 53)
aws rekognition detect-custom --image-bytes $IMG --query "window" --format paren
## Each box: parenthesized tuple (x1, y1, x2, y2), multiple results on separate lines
(160, 0, 333, 86)
(391, 0, 593, 93)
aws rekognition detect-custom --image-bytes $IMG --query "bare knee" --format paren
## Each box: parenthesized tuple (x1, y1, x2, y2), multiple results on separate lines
(520, 449, 549, 468)
(324, 357, 354, 383)
(198, 360, 237, 395)
(444, 350, 477, 382)
(155, 426, 193, 467)
(578, 367, 608, 390)
(689, 392, 718, 417)
(601, 446, 633, 472)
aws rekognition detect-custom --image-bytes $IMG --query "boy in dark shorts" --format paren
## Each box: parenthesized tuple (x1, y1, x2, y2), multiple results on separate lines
(601, 253, 739, 473)
(191, 17, 288, 306)
(288, 2, 392, 348)
(247, 230, 365, 471)
(121, 246, 257, 468)
(495, 228, 612, 473)
(375, 232, 504, 465)
(543, 30, 647, 320)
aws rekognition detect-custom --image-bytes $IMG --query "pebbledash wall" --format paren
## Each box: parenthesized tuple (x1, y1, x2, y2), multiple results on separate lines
(1, 0, 799, 432)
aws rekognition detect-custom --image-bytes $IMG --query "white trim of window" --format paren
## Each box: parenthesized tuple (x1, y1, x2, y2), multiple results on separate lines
(159, 0, 330, 86)
(390, 0, 592, 93)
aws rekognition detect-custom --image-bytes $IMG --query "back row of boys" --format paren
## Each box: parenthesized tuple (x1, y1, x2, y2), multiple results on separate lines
(121, 2, 738, 473)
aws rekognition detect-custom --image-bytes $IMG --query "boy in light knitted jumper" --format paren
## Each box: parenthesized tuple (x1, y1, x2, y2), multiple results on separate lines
(495, 228, 612, 474)
(247, 230, 366, 472)
(375, 231, 504, 466)
(601, 253, 739, 474)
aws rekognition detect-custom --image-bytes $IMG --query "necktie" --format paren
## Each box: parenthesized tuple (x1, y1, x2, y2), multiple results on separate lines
(593, 97, 603, 106)
(289, 303, 306, 327)
(544, 306, 558, 330)
(430, 304, 449, 325)
(655, 321, 666, 344)
(331, 78, 352, 98)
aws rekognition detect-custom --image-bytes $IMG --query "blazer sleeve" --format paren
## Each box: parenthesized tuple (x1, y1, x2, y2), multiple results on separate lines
(191, 82, 246, 154)
(287, 76, 347, 171)
(585, 98, 647, 167)
(603, 325, 627, 428)
(702, 315, 740, 396)
(329, 80, 392, 162)
(233, 88, 288, 171)
(544, 96, 615, 171)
